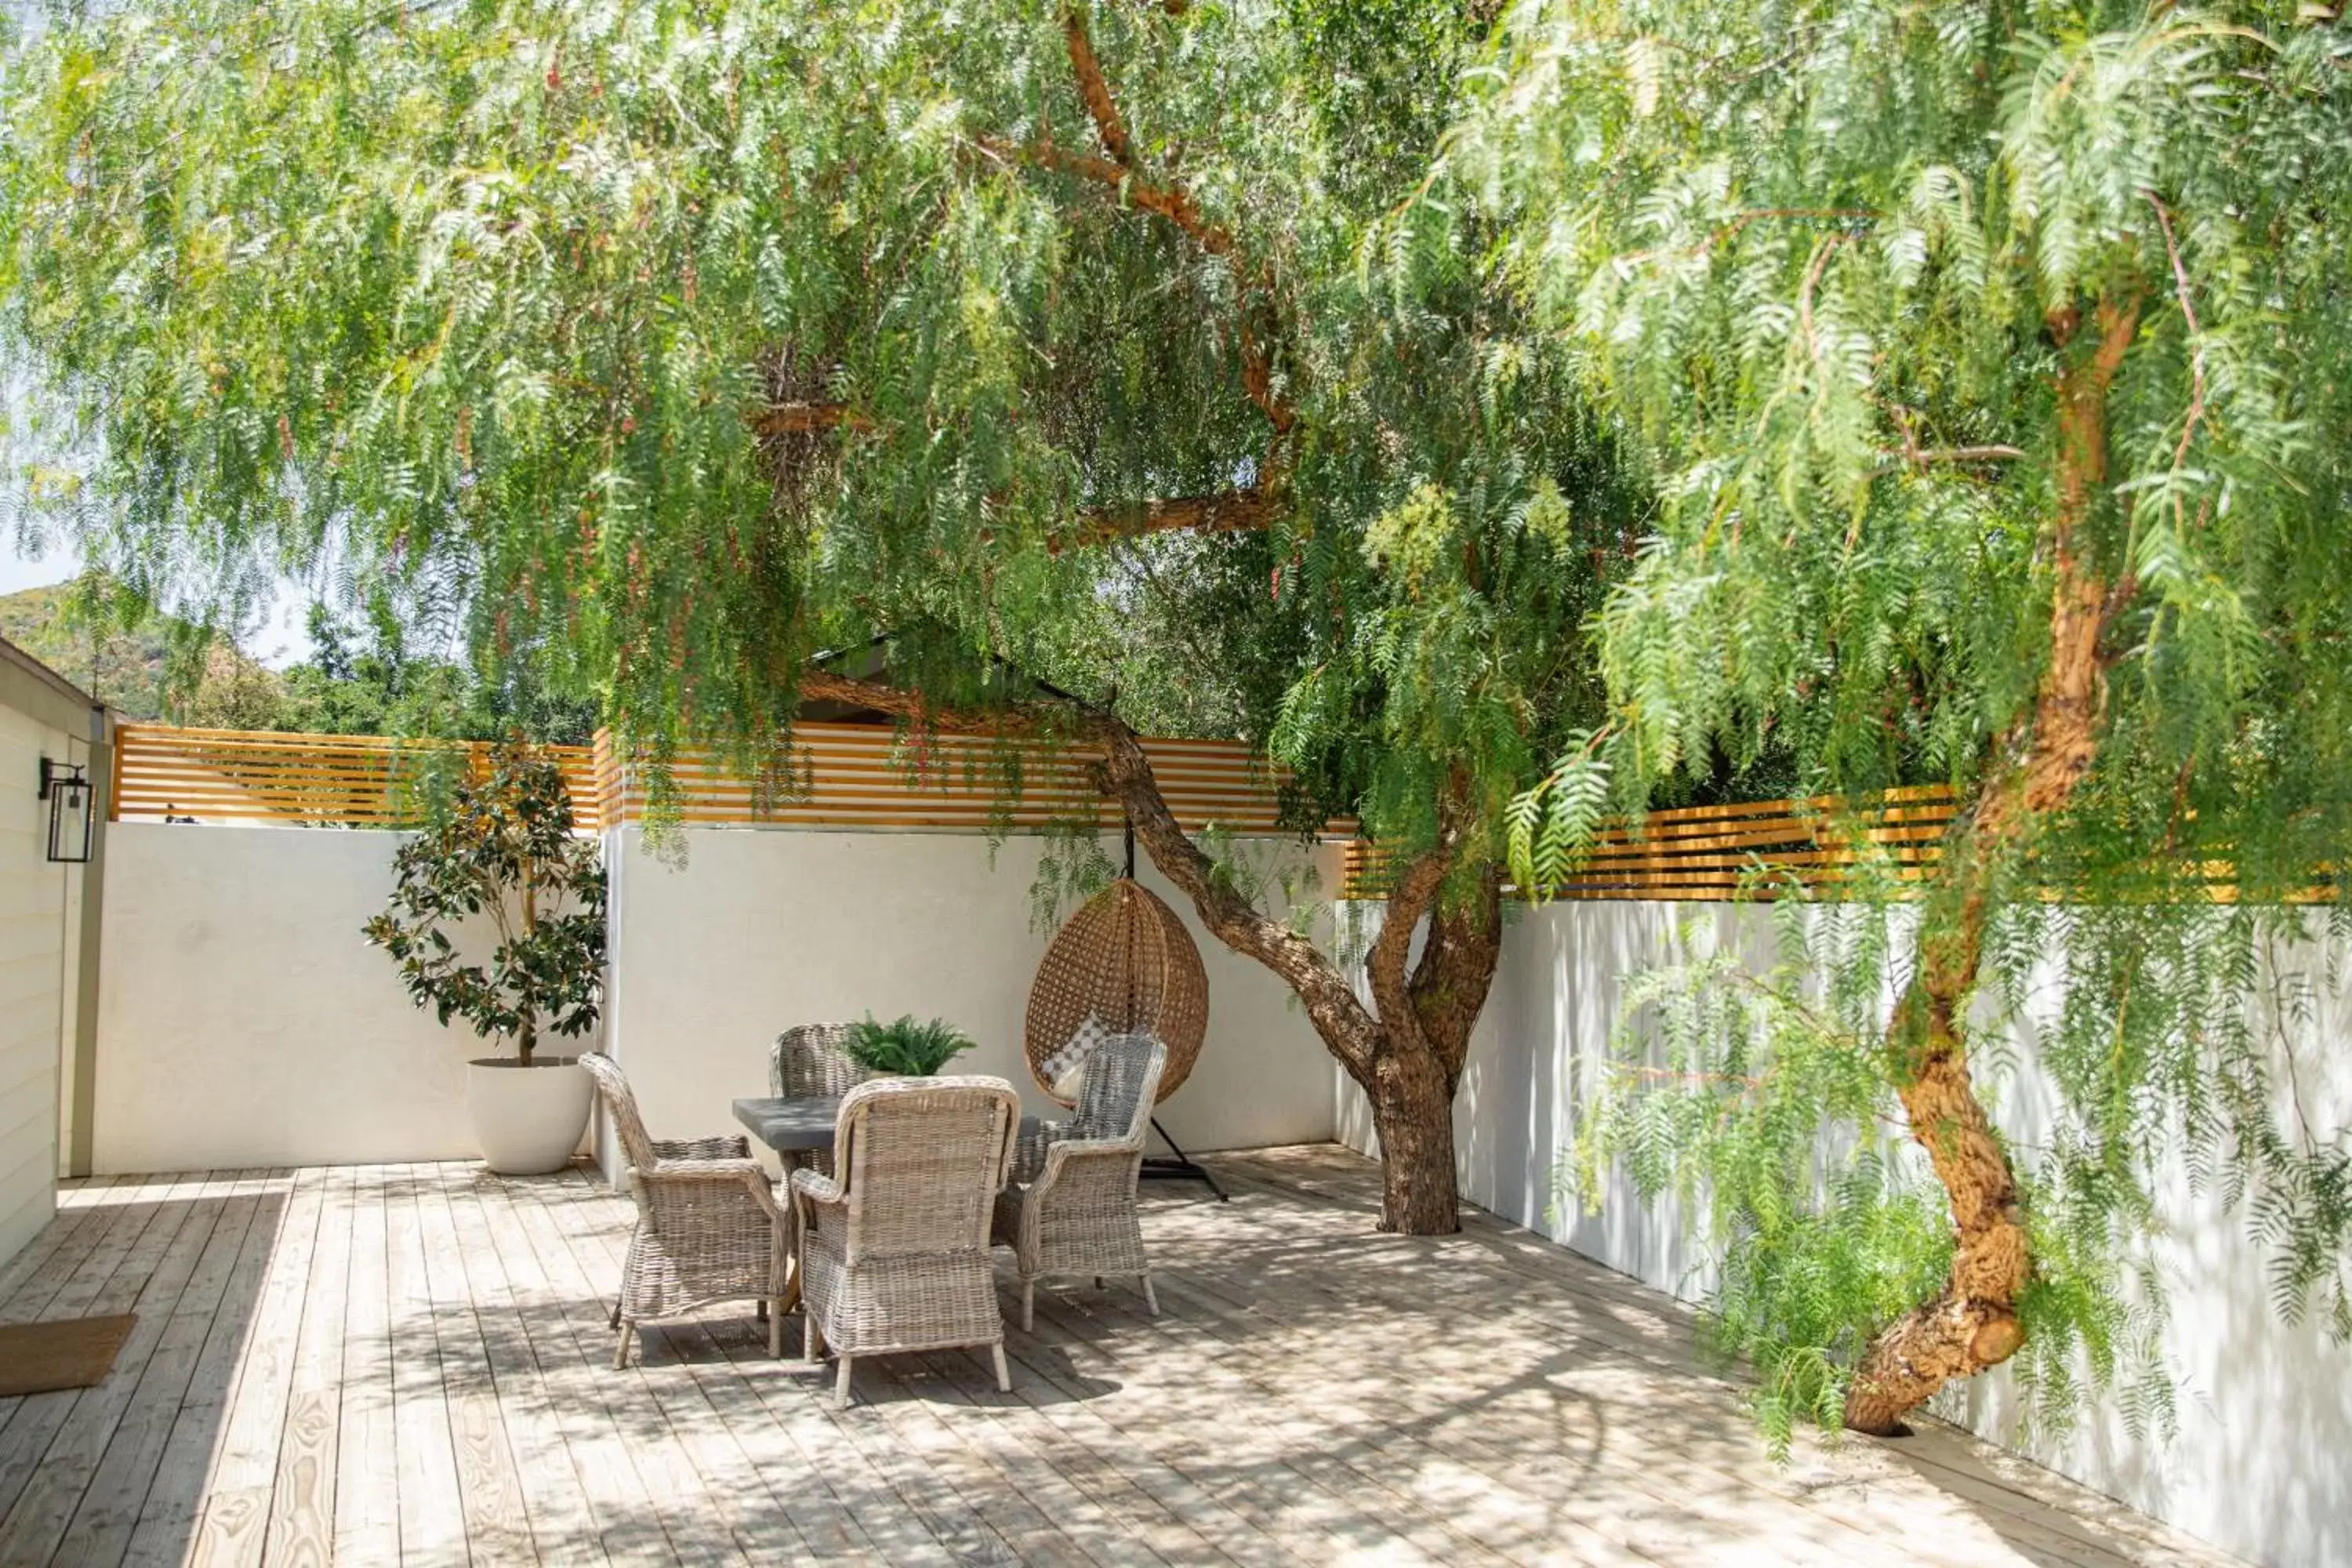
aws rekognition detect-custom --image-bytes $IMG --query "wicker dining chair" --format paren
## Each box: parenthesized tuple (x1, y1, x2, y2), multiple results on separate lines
(994, 1033, 1167, 1331)
(771, 1023, 877, 1178)
(789, 1076, 1021, 1408)
(581, 1052, 789, 1368)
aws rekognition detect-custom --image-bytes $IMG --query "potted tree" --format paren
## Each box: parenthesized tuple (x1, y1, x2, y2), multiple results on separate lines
(364, 743, 606, 1173)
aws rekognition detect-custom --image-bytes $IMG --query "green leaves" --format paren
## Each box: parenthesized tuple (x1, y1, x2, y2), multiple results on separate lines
(1457, 0, 2352, 1438)
(361, 742, 605, 1062)
(1505, 727, 1613, 893)
(1575, 928, 1950, 1454)
(843, 1014, 976, 1078)
(1, 0, 1629, 906)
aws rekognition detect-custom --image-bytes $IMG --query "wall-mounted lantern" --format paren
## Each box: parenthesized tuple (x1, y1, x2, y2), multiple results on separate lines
(38, 757, 93, 864)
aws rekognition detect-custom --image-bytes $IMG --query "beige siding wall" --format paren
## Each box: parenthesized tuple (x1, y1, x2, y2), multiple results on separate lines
(0, 700, 82, 1269)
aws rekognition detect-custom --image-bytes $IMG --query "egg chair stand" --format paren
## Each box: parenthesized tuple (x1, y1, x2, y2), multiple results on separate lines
(1141, 1120, 1227, 1201)
(1026, 824, 1226, 1203)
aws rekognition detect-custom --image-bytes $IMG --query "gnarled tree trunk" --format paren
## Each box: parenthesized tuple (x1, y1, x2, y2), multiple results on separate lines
(798, 670, 1504, 1234)
(1365, 1035, 1461, 1235)
(1843, 293, 2143, 1434)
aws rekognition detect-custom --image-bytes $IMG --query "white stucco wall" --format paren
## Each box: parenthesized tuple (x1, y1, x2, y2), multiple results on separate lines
(92, 823, 487, 1172)
(1337, 898, 2352, 1568)
(0, 702, 85, 1268)
(601, 826, 1348, 1171)
(91, 820, 1346, 1178)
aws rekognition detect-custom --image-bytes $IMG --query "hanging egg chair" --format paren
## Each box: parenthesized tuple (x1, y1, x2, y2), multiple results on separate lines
(1025, 877, 1209, 1108)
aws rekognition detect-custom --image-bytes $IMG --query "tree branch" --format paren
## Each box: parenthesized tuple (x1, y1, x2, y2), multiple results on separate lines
(1095, 727, 1382, 1082)
(1062, 4, 1135, 168)
(753, 402, 873, 436)
(1846, 289, 2146, 1435)
(1411, 863, 1504, 1094)
(1058, 485, 1277, 547)
(1011, 135, 1236, 258)
(791, 667, 1384, 1080)
(1363, 838, 1452, 1050)
(751, 387, 1278, 544)
(1864, 445, 2027, 479)
(1020, 4, 1301, 439)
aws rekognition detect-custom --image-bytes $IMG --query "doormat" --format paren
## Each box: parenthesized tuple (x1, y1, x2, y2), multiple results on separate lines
(0, 1313, 137, 1397)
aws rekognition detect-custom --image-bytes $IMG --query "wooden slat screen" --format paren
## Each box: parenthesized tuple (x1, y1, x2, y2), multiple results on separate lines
(602, 721, 1351, 837)
(111, 726, 604, 831)
(1341, 785, 1961, 902)
(111, 721, 1350, 840)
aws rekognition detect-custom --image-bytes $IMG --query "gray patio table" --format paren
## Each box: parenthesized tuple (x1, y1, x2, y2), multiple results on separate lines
(732, 1094, 846, 1158)
(734, 1093, 1042, 1175)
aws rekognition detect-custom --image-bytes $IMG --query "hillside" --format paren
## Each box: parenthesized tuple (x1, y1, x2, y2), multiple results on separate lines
(0, 582, 283, 724)
(0, 582, 171, 717)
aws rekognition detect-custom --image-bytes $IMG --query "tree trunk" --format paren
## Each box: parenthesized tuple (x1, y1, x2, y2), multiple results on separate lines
(1842, 292, 2143, 1435)
(1842, 971, 2027, 1432)
(1367, 1036, 1461, 1235)
(793, 670, 1503, 1236)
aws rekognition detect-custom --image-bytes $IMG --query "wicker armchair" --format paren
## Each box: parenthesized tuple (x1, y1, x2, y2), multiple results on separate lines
(771, 1023, 877, 1178)
(789, 1076, 1020, 1408)
(581, 1053, 789, 1368)
(994, 1033, 1167, 1331)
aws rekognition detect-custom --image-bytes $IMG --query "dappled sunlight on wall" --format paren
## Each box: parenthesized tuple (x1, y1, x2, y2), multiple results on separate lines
(1338, 894, 2350, 1568)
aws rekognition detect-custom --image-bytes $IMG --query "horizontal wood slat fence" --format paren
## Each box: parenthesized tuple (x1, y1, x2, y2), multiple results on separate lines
(111, 725, 607, 831)
(1342, 786, 1962, 902)
(114, 724, 1983, 903)
(590, 721, 1348, 837)
(110, 722, 1350, 840)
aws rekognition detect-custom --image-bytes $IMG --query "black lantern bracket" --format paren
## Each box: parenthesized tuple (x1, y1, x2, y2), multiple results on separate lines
(38, 757, 94, 864)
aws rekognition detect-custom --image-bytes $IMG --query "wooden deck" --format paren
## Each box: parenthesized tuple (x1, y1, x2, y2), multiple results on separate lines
(0, 1145, 2238, 1566)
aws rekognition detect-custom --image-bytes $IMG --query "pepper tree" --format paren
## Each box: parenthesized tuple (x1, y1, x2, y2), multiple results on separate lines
(0, 0, 1628, 1232)
(1450, 0, 2352, 1436)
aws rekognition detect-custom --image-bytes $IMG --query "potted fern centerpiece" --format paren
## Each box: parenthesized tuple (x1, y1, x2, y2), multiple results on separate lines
(364, 743, 606, 1174)
(844, 1015, 975, 1078)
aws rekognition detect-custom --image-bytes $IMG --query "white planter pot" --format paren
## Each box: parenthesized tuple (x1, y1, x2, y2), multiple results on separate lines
(467, 1056, 593, 1175)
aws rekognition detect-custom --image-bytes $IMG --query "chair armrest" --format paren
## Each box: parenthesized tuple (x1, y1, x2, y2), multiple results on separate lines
(652, 1134, 752, 1162)
(637, 1157, 784, 1221)
(1033, 1135, 1143, 1203)
(787, 1164, 844, 1210)
(1013, 1118, 1071, 1185)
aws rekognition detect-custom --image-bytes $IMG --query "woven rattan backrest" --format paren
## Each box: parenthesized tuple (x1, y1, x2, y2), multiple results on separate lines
(1024, 879, 1207, 1107)
(833, 1076, 1018, 1260)
(579, 1052, 659, 1173)
(772, 1023, 873, 1097)
(1069, 1034, 1166, 1145)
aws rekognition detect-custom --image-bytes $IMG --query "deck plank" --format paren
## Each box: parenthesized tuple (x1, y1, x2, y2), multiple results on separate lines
(408, 1163, 535, 1566)
(434, 1167, 610, 1567)
(488, 1167, 743, 1563)
(329, 1167, 397, 1567)
(119, 1171, 289, 1568)
(53, 1171, 248, 1568)
(261, 1164, 354, 1567)
(188, 1166, 326, 1568)
(0, 1149, 2254, 1568)
(381, 1164, 466, 1566)
(0, 1172, 219, 1565)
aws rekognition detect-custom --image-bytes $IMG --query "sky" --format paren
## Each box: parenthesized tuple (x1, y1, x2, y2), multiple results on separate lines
(3, 372, 318, 665)
(1, 538, 320, 668)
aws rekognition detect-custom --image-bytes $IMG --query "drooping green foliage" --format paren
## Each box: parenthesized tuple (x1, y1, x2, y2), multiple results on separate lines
(0, 0, 1624, 883)
(844, 1014, 978, 1079)
(1443, 0, 2352, 1430)
(363, 743, 607, 1063)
